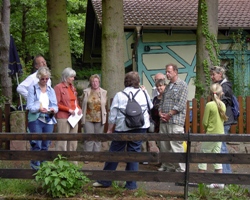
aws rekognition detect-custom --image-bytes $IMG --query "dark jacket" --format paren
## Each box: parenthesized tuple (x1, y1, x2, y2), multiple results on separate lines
(219, 79, 236, 125)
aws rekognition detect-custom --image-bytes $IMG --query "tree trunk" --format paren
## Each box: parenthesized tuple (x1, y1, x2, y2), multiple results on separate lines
(102, 0, 125, 104)
(196, 0, 218, 98)
(0, 0, 12, 103)
(47, 0, 72, 86)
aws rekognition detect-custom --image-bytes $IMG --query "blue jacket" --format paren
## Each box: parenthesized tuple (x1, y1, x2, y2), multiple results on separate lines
(26, 83, 58, 124)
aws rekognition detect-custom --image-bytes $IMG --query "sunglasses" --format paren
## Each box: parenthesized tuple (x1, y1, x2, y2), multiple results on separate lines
(40, 78, 49, 81)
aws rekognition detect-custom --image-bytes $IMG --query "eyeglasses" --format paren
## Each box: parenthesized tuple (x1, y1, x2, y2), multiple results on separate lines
(40, 78, 49, 81)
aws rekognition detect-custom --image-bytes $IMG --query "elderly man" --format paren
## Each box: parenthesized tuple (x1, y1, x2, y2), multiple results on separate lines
(17, 55, 51, 100)
(158, 63, 188, 172)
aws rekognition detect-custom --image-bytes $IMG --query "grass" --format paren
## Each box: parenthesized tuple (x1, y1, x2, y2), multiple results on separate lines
(0, 179, 39, 197)
(188, 183, 250, 200)
(1, 161, 250, 199)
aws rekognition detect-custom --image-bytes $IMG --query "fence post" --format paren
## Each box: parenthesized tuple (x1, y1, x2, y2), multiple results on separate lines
(4, 103, 11, 149)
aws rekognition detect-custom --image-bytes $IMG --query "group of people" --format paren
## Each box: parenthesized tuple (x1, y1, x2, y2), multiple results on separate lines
(18, 55, 235, 190)
(92, 64, 234, 190)
(17, 55, 107, 170)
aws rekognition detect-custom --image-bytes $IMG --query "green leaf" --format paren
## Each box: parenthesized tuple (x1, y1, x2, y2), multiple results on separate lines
(45, 177, 51, 185)
(54, 178, 60, 186)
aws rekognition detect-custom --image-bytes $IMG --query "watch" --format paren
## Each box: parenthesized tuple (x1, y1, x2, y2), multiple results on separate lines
(168, 112, 173, 117)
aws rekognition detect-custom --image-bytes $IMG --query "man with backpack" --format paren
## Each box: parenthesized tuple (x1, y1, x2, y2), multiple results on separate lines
(158, 63, 188, 173)
(92, 71, 153, 190)
(210, 66, 237, 174)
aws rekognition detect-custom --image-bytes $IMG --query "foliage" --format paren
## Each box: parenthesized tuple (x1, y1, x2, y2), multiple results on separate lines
(8, 0, 87, 106)
(75, 64, 101, 80)
(34, 154, 90, 198)
(10, 0, 49, 61)
(10, 0, 87, 67)
(229, 29, 250, 97)
(195, 0, 220, 99)
(67, 0, 87, 58)
(189, 183, 250, 200)
(0, 87, 7, 108)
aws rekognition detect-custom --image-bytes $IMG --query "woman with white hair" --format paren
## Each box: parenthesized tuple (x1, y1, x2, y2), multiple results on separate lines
(54, 67, 82, 158)
(210, 66, 235, 174)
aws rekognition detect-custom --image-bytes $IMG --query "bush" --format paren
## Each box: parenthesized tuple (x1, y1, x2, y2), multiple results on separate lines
(34, 154, 90, 198)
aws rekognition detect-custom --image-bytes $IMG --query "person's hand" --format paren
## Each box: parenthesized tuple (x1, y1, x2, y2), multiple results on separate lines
(40, 107, 48, 113)
(140, 85, 146, 90)
(49, 108, 55, 113)
(107, 129, 113, 134)
(77, 109, 82, 115)
(160, 113, 170, 122)
(69, 109, 75, 116)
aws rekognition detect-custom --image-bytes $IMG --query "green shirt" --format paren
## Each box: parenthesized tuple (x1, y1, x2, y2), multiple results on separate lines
(202, 101, 226, 134)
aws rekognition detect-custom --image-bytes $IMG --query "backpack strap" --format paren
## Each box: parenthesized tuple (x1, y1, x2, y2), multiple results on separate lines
(122, 89, 140, 100)
(120, 89, 141, 115)
(122, 91, 130, 100)
(143, 90, 150, 112)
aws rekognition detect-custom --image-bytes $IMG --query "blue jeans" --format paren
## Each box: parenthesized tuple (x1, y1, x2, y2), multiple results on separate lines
(28, 119, 54, 170)
(97, 128, 147, 190)
(221, 125, 232, 173)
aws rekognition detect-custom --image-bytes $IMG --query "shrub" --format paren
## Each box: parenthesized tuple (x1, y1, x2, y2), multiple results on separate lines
(34, 154, 90, 198)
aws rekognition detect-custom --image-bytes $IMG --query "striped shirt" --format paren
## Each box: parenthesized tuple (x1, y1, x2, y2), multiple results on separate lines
(159, 77, 188, 126)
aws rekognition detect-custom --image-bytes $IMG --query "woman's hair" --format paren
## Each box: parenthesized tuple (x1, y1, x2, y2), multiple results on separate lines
(89, 74, 100, 87)
(61, 67, 76, 82)
(155, 79, 166, 87)
(210, 83, 228, 121)
(124, 71, 140, 88)
(210, 66, 226, 79)
(36, 66, 51, 79)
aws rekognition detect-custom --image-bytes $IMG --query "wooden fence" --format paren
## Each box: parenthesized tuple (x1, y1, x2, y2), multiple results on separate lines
(185, 96, 250, 134)
(1, 96, 250, 136)
(1, 97, 250, 199)
(1, 133, 250, 200)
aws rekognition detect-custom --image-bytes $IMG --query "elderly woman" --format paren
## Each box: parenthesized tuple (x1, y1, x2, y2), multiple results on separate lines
(54, 67, 82, 155)
(82, 74, 107, 158)
(151, 79, 167, 133)
(210, 66, 235, 174)
(26, 66, 58, 170)
(92, 71, 153, 190)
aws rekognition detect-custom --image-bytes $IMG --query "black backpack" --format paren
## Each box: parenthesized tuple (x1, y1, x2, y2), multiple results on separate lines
(120, 89, 146, 128)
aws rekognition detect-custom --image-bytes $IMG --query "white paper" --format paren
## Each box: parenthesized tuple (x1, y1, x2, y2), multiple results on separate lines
(67, 107, 83, 128)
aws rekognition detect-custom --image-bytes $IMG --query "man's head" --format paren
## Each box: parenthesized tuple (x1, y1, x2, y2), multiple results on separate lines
(154, 73, 165, 82)
(33, 55, 47, 70)
(165, 63, 178, 83)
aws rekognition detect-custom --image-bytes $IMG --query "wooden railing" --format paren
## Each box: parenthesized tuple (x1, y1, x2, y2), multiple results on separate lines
(1, 133, 250, 200)
(185, 96, 250, 134)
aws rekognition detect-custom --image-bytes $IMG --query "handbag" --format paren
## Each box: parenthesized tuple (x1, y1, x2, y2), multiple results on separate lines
(143, 90, 155, 133)
(148, 119, 155, 133)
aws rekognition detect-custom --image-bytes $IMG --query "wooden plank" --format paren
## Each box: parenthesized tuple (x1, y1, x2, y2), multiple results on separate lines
(3, 132, 250, 142)
(185, 101, 190, 133)
(1, 169, 250, 186)
(0, 151, 160, 163)
(192, 99, 197, 133)
(0, 133, 189, 141)
(190, 153, 250, 164)
(246, 97, 250, 134)
(200, 98, 205, 134)
(0, 169, 185, 183)
(238, 96, 244, 133)
(3, 151, 250, 164)
(189, 172, 250, 185)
